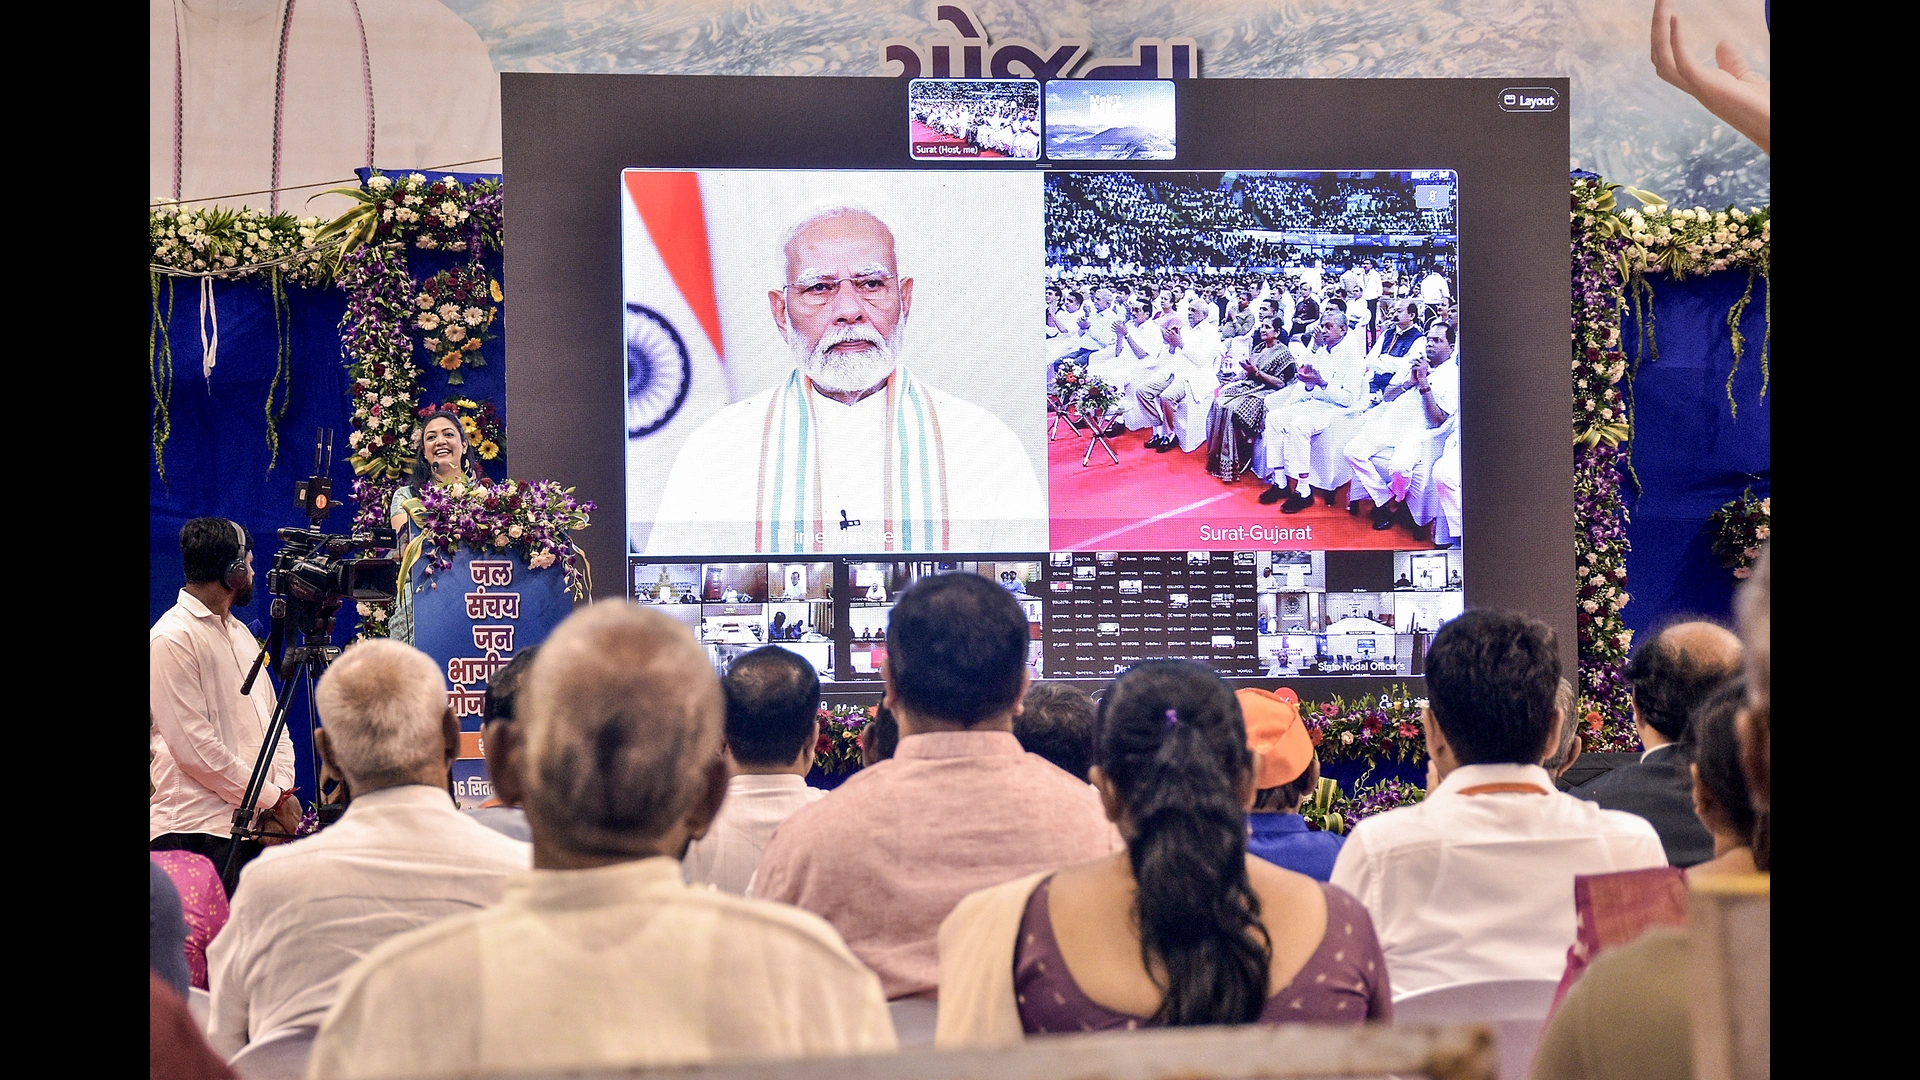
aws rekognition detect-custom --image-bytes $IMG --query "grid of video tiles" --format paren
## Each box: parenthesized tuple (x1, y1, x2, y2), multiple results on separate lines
(629, 548, 1461, 683)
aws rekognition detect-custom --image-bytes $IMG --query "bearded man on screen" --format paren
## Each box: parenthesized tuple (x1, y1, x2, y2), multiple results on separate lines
(646, 206, 1045, 556)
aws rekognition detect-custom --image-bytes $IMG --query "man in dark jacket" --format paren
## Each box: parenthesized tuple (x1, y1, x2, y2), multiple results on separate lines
(1575, 621, 1742, 866)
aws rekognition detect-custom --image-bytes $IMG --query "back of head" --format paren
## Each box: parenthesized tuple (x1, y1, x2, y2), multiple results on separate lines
(1681, 678, 1757, 843)
(314, 639, 449, 791)
(520, 602, 724, 858)
(484, 645, 541, 725)
(1015, 681, 1097, 782)
(722, 646, 821, 767)
(1540, 677, 1581, 773)
(180, 516, 246, 585)
(1424, 609, 1561, 765)
(1096, 660, 1268, 1026)
(886, 572, 1029, 725)
(1627, 620, 1744, 744)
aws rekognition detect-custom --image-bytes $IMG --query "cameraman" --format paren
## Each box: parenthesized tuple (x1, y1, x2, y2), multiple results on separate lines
(151, 518, 300, 891)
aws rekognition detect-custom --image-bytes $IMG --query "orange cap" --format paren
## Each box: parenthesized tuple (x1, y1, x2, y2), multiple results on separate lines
(1237, 687, 1314, 789)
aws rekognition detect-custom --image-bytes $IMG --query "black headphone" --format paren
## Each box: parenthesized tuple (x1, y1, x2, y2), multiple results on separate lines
(223, 520, 250, 591)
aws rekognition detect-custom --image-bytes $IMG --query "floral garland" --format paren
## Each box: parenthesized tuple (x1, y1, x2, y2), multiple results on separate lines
(1617, 201, 1771, 417)
(421, 397, 504, 464)
(1570, 176, 1641, 752)
(813, 702, 874, 775)
(1300, 775, 1427, 835)
(1709, 489, 1770, 580)
(148, 204, 339, 480)
(331, 172, 506, 637)
(1299, 684, 1426, 769)
(412, 264, 501, 384)
(402, 478, 595, 600)
(149, 204, 335, 283)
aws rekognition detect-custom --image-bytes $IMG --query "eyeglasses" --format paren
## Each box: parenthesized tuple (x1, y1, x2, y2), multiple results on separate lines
(782, 273, 899, 308)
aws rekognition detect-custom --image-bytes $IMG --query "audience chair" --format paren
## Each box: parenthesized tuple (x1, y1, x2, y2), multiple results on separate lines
(1399, 414, 1458, 543)
(528, 1022, 1494, 1080)
(187, 986, 211, 1032)
(887, 998, 940, 1048)
(227, 1026, 318, 1080)
(1251, 410, 1371, 508)
(1391, 978, 1558, 1080)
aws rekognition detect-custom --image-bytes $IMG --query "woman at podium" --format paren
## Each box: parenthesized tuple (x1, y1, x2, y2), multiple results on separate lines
(389, 409, 485, 644)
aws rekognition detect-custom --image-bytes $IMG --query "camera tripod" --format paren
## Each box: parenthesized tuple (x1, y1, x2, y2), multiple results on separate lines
(219, 610, 342, 892)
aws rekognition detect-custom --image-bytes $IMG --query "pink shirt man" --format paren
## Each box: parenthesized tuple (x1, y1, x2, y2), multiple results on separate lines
(752, 730, 1120, 999)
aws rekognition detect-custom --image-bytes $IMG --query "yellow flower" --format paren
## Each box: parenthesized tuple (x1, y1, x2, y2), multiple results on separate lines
(439, 355, 462, 370)
(480, 441, 500, 459)
(489, 279, 503, 302)
(461, 418, 480, 437)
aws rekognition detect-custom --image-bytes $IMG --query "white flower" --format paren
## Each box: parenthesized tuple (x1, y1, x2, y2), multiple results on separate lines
(416, 313, 440, 330)
(508, 524, 524, 539)
(493, 533, 509, 548)
(416, 295, 434, 310)
(438, 303, 459, 320)
(369, 176, 393, 191)
(444, 324, 468, 343)
(529, 550, 556, 570)
(379, 395, 393, 407)
(408, 172, 427, 183)
(1599, 408, 1614, 420)
(462, 306, 485, 325)
(449, 483, 466, 497)
(1581, 600, 1599, 613)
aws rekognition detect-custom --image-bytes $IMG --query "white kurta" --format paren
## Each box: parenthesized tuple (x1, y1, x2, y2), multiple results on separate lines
(1346, 360, 1460, 506)
(644, 372, 1046, 555)
(306, 857, 896, 1079)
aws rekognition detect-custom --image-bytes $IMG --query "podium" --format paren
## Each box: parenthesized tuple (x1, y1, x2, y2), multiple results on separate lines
(409, 548, 576, 807)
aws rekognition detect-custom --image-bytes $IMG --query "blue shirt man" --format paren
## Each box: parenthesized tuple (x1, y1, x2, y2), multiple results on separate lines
(1236, 687, 1345, 882)
(1248, 805, 1346, 882)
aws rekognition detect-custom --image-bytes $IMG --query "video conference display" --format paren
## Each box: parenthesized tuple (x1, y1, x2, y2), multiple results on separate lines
(617, 80, 1469, 685)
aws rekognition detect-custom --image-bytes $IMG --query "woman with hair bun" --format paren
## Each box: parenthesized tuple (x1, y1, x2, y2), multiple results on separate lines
(936, 660, 1390, 1046)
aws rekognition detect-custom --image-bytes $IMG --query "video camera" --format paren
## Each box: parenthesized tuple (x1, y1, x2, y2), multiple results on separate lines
(259, 430, 399, 651)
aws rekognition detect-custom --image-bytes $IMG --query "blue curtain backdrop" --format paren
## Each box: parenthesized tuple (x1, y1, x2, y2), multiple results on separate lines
(1619, 270, 1770, 639)
(150, 171, 506, 797)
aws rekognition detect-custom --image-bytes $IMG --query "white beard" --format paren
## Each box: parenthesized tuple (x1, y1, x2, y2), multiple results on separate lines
(788, 316, 904, 395)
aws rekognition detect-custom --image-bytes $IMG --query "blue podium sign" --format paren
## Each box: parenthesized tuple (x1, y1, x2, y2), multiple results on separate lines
(409, 547, 575, 806)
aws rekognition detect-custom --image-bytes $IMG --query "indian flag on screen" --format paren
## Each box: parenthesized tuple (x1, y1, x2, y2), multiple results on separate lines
(621, 171, 734, 554)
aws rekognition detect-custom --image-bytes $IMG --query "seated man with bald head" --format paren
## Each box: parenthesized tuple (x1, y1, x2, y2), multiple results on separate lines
(308, 605, 894, 1079)
(1573, 620, 1744, 867)
(646, 203, 1045, 555)
(207, 640, 530, 1061)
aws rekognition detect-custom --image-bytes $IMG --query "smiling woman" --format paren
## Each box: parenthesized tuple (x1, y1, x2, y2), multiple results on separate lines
(387, 408, 485, 643)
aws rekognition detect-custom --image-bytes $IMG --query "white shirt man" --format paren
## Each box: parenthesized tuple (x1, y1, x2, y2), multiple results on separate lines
(683, 647, 829, 896)
(683, 775, 824, 895)
(209, 640, 530, 1057)
(1419, 269, 1452, 306)
(1330, 760, 1665, 997)
(1256, 306, 1369, 513)
(1088, 300, 1166, 406)
(1134, 301, 1225, 451)
(151, 519, 297, 879)
(646, 206, 1045, 556)
(1346, 324, 1460, 528)
(150, 591, 294, 841)
(1330, 613, 1665, 998)
(307, 604, 895, 1079)
(1361, 264, 1385, 303)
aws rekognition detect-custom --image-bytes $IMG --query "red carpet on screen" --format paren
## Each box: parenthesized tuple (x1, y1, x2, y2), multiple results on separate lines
(1047, 426, 1436, 551)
